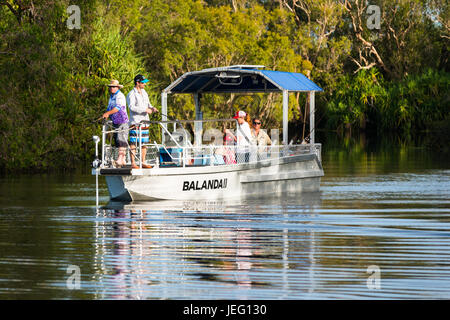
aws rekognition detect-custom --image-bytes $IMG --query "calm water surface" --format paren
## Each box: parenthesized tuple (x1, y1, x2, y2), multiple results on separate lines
(0, 140, 449, 299)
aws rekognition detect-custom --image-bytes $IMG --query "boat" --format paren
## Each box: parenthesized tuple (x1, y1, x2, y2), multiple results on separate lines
(92, 65, 324, 201)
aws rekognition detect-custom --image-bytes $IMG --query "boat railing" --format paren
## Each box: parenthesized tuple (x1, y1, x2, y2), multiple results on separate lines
(153, 144, 321, 167)
(99, 120, 321, 169)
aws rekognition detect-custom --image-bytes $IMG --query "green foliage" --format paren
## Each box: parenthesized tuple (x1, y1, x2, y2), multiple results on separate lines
(326, 68, 387, 130)
(0, 0, 448, 172)
(383, 69, 450, 132)
(326, 68, 449, 134)
(0, 0, 145, 171)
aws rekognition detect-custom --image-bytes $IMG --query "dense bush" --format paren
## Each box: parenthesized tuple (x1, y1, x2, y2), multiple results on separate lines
(326, 68, 450, 135)
(0, 0, 448, 171)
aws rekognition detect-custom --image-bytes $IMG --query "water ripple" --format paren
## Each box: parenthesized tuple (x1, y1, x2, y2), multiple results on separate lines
(0, 166, 449, 299)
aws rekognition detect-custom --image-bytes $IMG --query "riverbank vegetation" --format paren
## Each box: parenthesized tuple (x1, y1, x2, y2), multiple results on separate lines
(0, 0, 448, 171)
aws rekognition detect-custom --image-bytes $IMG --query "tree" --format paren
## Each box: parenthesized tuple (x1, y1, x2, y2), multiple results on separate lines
(0, 0, 145, 170)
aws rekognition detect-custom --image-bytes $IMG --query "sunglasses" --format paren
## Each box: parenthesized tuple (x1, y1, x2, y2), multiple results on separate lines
(253, 121, 261, 125)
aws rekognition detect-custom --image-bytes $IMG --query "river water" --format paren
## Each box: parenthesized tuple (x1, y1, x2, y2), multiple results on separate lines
(0, 137, 449, 300)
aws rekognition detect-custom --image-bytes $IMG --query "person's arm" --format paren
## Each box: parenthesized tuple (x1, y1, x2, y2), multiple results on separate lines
(102, 107, 119, 119)
(104, 94, 126, 119)
(225, 129, 237, 141)
(242, 124, 253, 144)
(145, 92, 158, 114)
(126, 93, 132, 112)
(146, 106, 158, 114)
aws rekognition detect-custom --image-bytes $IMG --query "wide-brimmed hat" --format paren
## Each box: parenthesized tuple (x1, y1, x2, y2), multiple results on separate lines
(107, 79, 123, 88)
(233, 110, 247, 119)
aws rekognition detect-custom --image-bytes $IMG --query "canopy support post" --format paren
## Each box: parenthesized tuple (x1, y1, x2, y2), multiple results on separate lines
(161, 92, 168, 143)
(194, 93, 203, 146)
(309, 91, 315, 144)
(282, 90, 289, 145)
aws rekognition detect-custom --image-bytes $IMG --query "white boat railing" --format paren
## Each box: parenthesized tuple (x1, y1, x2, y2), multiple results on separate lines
(99, 120, 321, 169)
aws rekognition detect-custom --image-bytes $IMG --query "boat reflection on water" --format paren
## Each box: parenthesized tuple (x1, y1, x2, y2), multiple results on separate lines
(93, 193, 322, 299)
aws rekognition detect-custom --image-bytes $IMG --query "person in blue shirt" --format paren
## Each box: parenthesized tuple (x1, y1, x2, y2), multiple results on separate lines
(102, 80, 129, 167)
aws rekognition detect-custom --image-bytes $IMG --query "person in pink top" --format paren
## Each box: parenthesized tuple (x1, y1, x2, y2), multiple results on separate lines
(223, 125, 236, 164)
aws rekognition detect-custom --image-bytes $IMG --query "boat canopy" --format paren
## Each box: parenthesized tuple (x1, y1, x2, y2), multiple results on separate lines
(163, 65, 323, 94)
(161, 65, 322, 145)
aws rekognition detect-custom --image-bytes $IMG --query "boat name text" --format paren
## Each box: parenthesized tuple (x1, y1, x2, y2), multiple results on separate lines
(183, 179, 228, 191)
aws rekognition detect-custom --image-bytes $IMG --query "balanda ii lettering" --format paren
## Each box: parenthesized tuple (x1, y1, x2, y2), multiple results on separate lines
(182, 179, 228, 191)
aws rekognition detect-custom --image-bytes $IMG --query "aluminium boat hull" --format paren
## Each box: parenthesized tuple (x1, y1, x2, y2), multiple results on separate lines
(101, 153, 323, 201)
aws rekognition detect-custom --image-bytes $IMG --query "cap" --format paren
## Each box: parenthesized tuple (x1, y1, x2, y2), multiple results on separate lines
(134, 74, 149, 83)
(233, 110, 247, 119)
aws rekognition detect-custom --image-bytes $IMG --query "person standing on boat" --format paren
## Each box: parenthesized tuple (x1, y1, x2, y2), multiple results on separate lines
(251, 118, 272, 160)
(127, 74, 158, 169)
(102, 80, 129, 167)
(233, 110, 253, 163)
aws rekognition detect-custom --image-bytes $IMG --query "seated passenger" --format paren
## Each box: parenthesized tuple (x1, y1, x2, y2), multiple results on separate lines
(251, 118, 272, 160)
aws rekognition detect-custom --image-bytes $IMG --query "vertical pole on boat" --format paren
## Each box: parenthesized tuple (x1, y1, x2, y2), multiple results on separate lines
(139, 124, 142, 169)
(95, 167, 99, 210)
(161, 91, 168, 144)
(194, 93, 203, 146)
(282, 90, 289, 145)
(93, 135, 100, 211)
(310, 91, 315, 145)
(101, 123, 106, 167)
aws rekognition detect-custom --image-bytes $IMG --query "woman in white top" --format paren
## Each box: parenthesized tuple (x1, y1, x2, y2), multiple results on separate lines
(232, 110, 252, 163)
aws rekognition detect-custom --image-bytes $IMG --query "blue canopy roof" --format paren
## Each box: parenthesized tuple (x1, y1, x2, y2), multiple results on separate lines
(163, 65, 323, 94)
